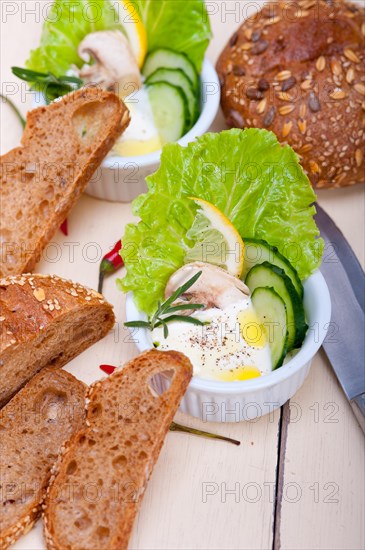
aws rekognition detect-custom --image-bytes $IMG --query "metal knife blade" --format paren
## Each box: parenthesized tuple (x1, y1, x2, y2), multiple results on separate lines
(316, 204, 364, 311)
(315, 204, 365, 432)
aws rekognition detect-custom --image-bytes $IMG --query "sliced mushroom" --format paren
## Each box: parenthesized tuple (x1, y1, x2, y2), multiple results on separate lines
(78, 30, 141, 96)
(165, 262, 250, 311)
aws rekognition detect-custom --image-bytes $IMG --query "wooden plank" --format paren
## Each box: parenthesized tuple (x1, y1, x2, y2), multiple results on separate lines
(130, 410, 281, 550)
(277, 352, 365, 550)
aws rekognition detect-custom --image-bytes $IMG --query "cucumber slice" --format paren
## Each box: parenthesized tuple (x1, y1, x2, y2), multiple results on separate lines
(245, 262, 307, 350)
(251, 287, 288, 370)
(145, 68, 199, 126)
(242, 238, 304, 299)
(147, 82, 189, 144)
(142, 48, 199, 91)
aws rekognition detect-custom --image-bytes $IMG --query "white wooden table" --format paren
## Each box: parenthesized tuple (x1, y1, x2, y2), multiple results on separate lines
(1, 2, 364, 549)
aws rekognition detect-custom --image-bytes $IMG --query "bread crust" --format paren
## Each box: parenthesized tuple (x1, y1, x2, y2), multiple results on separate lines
(216, 0, 365, 189)
(43, 349, 193, 550)
(0, 368, 86, 550)
(0, 88, 130, 277)
(0, 273, 115, 406)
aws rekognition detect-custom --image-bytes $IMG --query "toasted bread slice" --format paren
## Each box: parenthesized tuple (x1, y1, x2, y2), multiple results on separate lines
(0, 367, 86, 550)
(44, 349, 193, 550)
(0, 273, 115, 407)
(0, 88, 130, 277)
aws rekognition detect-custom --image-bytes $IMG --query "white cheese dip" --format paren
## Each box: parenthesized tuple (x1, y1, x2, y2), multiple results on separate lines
(152, 297, 272, 382)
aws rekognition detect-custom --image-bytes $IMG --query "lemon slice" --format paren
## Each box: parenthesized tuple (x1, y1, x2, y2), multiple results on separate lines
(185, 198, 244, 277)
(117, 0, 147, 68)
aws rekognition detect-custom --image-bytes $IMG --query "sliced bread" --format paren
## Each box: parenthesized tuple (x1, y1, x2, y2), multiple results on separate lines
(0, 88, 130, 277)
(0, 273, 115, 407)
(43, 349, 193, 550)
(0, 367, 86, 550)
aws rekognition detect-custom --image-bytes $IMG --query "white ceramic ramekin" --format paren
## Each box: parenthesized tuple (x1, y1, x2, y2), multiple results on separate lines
(33, 59, 220, 203)
(88, 59, 220, 202)
(125, 271, 331, 422)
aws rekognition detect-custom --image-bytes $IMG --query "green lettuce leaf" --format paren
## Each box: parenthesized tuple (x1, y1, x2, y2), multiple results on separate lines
(26, 0, 122, 75)
(135, 0, 211, 71)
(119, 129, 324, 315)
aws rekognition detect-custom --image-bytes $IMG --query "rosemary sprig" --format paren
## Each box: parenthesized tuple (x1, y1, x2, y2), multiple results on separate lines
(170, 422, 241, 446)
(125, 271, 207, 337)
(0, 94, 26, 128)
(12, 67, 83, 103)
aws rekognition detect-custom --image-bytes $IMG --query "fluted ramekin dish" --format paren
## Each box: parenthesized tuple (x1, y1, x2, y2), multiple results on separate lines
(125, 270, 331, 423)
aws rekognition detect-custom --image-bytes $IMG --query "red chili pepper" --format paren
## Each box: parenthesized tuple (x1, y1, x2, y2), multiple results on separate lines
(60, 219, 68, 236)
(100, 364, 117, 375)
(98, 240, 123, 294)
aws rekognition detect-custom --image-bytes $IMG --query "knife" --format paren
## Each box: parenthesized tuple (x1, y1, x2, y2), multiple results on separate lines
(315, 204, 365, 432)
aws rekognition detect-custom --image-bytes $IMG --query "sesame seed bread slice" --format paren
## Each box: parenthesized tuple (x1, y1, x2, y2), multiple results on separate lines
(0, 88, 130, 277)
(43, 349, 193, 550)
(0, 367, 86, 550)
(0, 273, 115, 407)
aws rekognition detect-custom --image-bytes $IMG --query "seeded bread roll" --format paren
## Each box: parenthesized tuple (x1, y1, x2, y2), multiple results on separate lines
(0, 273, 115, 407)
(216, 0, 365, 189)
